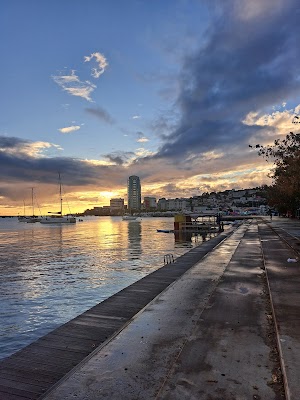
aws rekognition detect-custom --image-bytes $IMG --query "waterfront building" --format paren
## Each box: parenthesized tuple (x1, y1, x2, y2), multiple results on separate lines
(157, 198, 167, 210)
(127, 175, 141, 213)
(110, 198, 124, 215)
(156, 188, 267, 214)
(143, 196, 157, 210)
(157, 197, 189, 211)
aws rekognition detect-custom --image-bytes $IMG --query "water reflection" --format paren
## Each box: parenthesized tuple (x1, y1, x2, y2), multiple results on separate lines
(174, 230, 217, 247)
(0, 216, 215, 360)
(127, 221, 142, 261)
(174, 231, 194, 247)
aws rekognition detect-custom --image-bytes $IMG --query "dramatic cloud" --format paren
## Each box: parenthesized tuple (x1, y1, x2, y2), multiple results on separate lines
(58, 125, 81, 134)
(136, 132, 149, 143)
(85, 106, 115, 124)
(0, 136, 129, 192)
(52, 70, 96, 102)
(52, 52, 108, 101)
(3, 2, 300, 215)
(243, 105, 298, 146)
(137, 137, 149, 143)
(134, 148, 154, 158)
(0, 134, 272, 215)
(0, 136, 62, 158)
(84, 52, 108, 78)
(152, 0, 300, 162)
(103, 151, 134, 165)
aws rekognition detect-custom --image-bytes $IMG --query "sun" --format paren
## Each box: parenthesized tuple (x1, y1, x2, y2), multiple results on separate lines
(99, 191, 120, 199)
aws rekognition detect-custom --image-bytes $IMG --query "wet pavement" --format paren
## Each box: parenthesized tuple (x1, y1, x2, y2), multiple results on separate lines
(259, 218, 300, 400)
(42, 217, 300, 400)
(0, 225, 234, 400)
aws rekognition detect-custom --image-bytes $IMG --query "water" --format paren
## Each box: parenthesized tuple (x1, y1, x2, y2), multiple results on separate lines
(0, 216, 214, 360)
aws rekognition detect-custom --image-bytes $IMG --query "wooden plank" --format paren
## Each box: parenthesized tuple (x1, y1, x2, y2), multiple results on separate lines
(0, 377, 43, 395)
(11, 346, 86, 364)
(83, 313, 127, 320)
(1, 357, 72, 375)
(38, 333, 98, 352)
(0, 384, 39, 400)
(50, 324, 118, 341)
(71, 315, 126, 328)
(0, 231, 230, 399)
(36, 338, 92, 355)
(0, 367, 57, 385)
(0, 392, 32, 400)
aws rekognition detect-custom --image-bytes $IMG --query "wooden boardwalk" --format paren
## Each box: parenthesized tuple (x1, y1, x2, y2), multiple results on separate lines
(0, 231, 231, 400)
(42, 218, 300, 400)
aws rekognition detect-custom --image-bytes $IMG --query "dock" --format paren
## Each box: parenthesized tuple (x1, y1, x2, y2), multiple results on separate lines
(0, 226, 232, 399)
(1, 217, 300, 399)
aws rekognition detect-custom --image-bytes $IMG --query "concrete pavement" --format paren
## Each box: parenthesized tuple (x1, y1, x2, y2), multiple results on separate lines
(259, 218, 300, 400)
(42, 217, 300, 400)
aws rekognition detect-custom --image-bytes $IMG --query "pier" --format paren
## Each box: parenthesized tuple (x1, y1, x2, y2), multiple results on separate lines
(0, 217, 300, 399)
(174, 213, 219, 233)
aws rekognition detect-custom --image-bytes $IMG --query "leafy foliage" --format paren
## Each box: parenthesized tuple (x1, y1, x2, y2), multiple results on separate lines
(250, 132, 300, 216)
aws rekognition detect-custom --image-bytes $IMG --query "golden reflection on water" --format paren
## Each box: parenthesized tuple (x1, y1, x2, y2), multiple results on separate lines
(95, 217, 129, 248)
(0, 216, 212, 360)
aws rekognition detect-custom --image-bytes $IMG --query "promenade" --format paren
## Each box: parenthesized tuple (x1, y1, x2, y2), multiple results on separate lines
(1, 217, 300, 399)
(43, 217, 300, 400)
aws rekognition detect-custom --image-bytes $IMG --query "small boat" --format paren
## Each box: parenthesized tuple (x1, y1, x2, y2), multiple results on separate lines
(122, 215, 138, 221)
(157, 229, 174, 233)
(40, 173, 76, 224)
(18, 188, 42, 223)
(18, 216, 42, 223)
(40, 215, 76, 224)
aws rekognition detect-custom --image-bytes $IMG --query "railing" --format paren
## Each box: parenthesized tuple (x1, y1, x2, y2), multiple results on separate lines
(164, 253, 174, 264)
(179, 222, 218, 231)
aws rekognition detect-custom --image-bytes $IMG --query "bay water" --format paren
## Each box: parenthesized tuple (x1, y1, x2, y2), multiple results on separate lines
(0, 216, 214, 360)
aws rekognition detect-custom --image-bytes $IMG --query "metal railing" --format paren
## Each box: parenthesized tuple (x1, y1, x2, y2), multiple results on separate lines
(179, 221, 218, 232)
(164, 253, 174, 264)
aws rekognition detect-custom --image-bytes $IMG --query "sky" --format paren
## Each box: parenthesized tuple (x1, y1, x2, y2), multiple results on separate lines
(1, 0, 300, 216)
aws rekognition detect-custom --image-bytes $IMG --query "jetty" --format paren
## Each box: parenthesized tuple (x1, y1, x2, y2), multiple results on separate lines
(0, 217, 300, 399)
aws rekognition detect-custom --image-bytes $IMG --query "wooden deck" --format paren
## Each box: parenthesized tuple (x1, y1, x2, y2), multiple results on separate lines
(0, 231, 231, 400)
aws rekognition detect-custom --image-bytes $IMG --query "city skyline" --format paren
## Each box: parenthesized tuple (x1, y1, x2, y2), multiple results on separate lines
(1, 1, 300, 216)
(78, 185, 267, 216)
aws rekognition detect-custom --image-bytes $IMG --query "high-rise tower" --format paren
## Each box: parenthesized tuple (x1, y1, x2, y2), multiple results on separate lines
(127, 175, 141, 213)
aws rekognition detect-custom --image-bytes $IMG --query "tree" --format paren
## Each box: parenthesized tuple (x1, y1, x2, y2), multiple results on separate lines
(250, 132, 300, 217)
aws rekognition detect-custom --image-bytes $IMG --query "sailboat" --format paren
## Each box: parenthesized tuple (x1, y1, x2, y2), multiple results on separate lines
(18, 200, 27, 222)
(40, 174, 76, 224)
(18, 188, 41, 223)
(122, 214, 138, 220)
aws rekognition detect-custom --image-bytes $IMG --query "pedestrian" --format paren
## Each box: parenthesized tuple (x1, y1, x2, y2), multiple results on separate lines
(268, 209, 272, 220)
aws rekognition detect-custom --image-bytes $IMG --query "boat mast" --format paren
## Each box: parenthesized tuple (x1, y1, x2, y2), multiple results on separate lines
(59, 173, 63, 215)
(31, 187, 34, 217)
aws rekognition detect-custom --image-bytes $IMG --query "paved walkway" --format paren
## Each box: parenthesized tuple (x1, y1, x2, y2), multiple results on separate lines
(0, 226, 234, 400)
(259, 218, 300, 400)
(42, 217, 300, 400)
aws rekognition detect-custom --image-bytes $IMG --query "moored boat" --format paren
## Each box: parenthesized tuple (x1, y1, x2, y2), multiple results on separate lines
(122, 215, 138, 221)
(40, 215, 76, 224)
(18, 216, 41, 223)
(18, 188, 42, 223)
(40, 173, 76, 225)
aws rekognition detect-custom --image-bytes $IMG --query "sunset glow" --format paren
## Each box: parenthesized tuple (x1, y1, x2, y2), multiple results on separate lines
(0, 1, 299, 216)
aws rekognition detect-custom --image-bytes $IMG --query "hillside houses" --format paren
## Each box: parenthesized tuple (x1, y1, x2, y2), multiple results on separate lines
(156, 188, 267, 214)
(83, 187, 268, 216)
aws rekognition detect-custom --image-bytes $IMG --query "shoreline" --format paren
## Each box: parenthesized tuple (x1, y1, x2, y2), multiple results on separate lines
(0, 217, 299, 399)
(0, 225, 234, 399)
